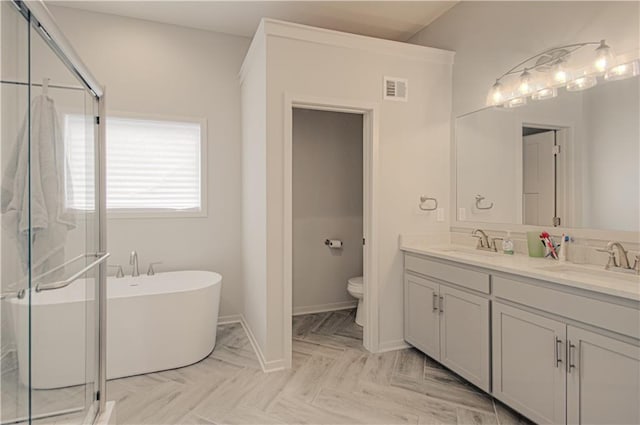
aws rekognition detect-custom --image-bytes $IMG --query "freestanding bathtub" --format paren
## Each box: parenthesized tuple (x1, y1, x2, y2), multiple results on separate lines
(9, 270, 222, 389)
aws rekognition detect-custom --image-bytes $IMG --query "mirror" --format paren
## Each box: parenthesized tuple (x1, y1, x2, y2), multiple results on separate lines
(456, 76, 639, 232)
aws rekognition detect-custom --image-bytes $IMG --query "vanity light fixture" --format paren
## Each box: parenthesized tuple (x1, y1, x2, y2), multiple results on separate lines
(531, 87, 558, 101)
(605, 60, 640, 81)
(594, 40, 615, 73)
(486, 40, 638, 107)
(518, 70, 534, 95)
(551, 60, 569, 85)
(566, 75, 598, 91)
(505, 97, 527, 108)
(486, 80, 504, 105)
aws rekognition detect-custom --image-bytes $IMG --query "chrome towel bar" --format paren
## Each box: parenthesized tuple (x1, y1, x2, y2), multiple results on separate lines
(35, 252, 110, 293)
(1, 252, 110, 300)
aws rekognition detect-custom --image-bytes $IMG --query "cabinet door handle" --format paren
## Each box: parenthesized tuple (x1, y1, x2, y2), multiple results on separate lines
(567, 340, 577, 373)
(432, 293, 438, 312)
(439, 295, 444, 313)
(554, 337, 562, 368)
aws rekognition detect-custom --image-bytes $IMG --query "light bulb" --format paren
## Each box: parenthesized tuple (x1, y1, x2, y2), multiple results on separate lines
(594, 40, 615, 73)
(566, 75, 597, 91)
(486, 80, 504, 106)
(604, 60, 640, 81)
(532, 87, 558, 101)
(518, 70, 534, 95)
(551, 61, 569, 85)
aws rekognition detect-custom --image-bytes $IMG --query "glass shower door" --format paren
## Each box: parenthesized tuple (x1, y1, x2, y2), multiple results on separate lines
(1, 2, 103, 424)
(28, 13, 101, 425)
(0, 1, 31, 423)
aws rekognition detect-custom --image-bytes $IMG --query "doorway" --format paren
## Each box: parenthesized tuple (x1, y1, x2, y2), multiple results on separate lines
(292, 108, 363, 313)
(283, 96, 380, 368)
(291, 108, 364, 345)
(522, 126, 566, 227)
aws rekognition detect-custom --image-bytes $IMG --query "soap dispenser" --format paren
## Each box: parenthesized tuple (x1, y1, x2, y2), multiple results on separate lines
(502, 231, 515, 255)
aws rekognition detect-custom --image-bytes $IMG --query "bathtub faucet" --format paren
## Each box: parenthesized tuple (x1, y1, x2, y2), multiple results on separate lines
(130, 251, 140, 277)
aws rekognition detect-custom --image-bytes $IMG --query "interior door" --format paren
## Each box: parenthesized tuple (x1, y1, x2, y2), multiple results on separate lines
(439, 285, 490, 391)
(523, 131, 556, 226)
(493, 302, 566, 425)
(567, 326, 640, 425)
(404, 274, 440, 359)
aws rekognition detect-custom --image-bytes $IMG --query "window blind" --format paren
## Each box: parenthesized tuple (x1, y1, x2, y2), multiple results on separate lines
(65, 115, 202, 212)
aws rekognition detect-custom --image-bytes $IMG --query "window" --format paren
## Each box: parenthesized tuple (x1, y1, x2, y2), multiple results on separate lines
(65, 114, 205, 216)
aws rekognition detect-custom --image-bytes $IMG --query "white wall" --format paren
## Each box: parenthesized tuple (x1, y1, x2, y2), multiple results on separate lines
(48, 6, 251, 317)
(241, 20, 453, 364)
(292, 108, 363, 313)
(240, 33, 267, 350)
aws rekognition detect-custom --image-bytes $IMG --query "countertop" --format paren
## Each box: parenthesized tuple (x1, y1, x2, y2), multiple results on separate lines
(400, 241, 640, 302)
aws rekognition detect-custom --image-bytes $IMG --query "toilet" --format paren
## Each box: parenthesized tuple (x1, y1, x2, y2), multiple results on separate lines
(347, 276, 364, 326)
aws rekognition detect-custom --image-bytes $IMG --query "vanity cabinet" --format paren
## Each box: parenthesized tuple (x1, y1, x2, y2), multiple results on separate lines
(404, 274, 440, 359)
(566, 326, 640, 425)
(404, 259, 490, 392)
(493, 302, 566, 424)
(439, 285, 490, 391)
(402, 249, 640, 425)
(493, 301, 640, 425)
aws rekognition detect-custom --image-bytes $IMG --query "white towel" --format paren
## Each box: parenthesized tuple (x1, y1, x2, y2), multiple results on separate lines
(1, 95, 76, 278)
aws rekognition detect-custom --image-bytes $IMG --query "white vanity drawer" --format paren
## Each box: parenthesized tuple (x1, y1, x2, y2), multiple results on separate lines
(493, 275, 640, 340)
(405, 254, 490, 294)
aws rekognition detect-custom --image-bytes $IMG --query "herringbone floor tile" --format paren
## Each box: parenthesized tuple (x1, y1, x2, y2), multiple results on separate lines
(7, 310, 536, 424)
(110, 309, 535, 424)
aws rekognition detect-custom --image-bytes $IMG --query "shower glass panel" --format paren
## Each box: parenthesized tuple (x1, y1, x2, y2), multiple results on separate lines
(1, 1, 30, 423)
(28, 20, 100, 423)
(1, 2, 103, 424)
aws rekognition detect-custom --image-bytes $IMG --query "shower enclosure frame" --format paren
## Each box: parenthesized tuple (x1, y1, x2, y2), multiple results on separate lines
(11, 0, 108, 419)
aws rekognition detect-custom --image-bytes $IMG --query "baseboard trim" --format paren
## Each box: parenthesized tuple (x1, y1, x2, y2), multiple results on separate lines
(218, 314, 242, 325)
(238, 316, 286, 373)
(95, 401, 116, 425)
(378, 339, 411, 353)
(292, 300, 357, 316)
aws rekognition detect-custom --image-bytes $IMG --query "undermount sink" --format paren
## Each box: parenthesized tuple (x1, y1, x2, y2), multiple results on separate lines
(536, 264, 640, 284)
(436, 246, 500, 257)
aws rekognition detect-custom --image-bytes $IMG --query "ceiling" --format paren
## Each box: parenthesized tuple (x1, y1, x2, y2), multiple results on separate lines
(48, 1, 458, 42)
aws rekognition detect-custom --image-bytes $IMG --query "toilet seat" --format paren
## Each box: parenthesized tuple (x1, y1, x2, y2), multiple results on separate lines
(347, 276, 363, 296)
(348, 276, 363, 286)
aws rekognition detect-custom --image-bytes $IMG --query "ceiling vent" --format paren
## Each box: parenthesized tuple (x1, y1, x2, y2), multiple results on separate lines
(383, 77, 408, 102)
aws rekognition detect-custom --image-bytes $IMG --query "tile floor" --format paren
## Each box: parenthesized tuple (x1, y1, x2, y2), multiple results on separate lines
(3, 309, 535, 424)
(107, 309, 534, 425)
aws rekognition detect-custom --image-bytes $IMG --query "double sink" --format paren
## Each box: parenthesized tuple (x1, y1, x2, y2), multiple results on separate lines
(428, 245, 640, 286)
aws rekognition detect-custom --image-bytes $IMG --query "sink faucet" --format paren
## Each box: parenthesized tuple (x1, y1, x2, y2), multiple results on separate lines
(472, 229, 499, 252)
(472, 229, 490, 248)
(129, 251, 140, 277)
(598, 241, 636, 273)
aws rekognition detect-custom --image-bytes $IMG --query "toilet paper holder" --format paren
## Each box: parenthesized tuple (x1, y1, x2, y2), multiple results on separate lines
(325, 239, 343, 248)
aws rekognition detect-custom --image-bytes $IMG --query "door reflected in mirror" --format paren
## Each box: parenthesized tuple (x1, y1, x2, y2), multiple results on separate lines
(523, 127, 558, 227)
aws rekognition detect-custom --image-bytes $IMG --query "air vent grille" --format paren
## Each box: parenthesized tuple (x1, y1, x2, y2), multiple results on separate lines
(384, 77, 408, 101)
